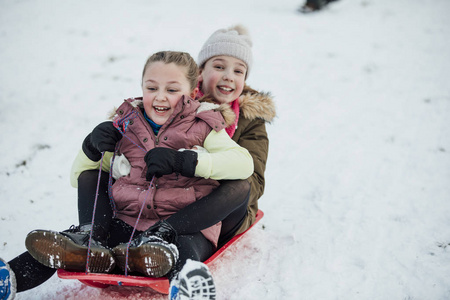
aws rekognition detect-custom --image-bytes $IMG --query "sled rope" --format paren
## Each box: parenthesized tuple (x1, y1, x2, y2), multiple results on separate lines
(85, 111, 155, 275)
(112, 111, 157, 276)
(124, 178, 154, 276)
(85, 151, 106, 273)
(105, 112, 146, 217)
(107, 147, 118, 217)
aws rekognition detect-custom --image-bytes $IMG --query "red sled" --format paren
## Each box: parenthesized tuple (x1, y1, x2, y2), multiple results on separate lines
(57, 209, 264, 294)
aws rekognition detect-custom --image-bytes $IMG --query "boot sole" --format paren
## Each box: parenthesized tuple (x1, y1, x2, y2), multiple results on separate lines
(181, 268, 216, 299)
(25, 230, 115, 273)
(113, 243, 176, 277)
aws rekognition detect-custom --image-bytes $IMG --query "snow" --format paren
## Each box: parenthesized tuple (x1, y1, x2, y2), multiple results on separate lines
(1, 0, 450, 299)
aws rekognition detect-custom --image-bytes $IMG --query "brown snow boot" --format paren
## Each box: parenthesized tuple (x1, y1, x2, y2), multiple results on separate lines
(113, 220, 179, 277)
(25, 224, 115, 273)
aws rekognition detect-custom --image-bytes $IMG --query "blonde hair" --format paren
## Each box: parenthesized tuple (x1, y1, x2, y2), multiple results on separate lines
(142, 51, 199, 91)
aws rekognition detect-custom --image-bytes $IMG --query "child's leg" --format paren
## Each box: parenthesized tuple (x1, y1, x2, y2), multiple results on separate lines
(217, 198, 249, 247)
(169, 232, 215, 280)
(77, 170, 114, 239)
(168, 234, 216, 299)
(22, 170, 117, 275)
(166, 180, 250, 237)
(8, 252, 56, 292)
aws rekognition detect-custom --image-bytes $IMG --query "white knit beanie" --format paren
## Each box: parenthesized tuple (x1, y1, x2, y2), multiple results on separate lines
(197, 25, 253, 77)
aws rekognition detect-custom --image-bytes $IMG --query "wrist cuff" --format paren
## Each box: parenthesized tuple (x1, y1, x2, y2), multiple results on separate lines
(82, 134, 102, 161)
(178, 151, 198, 177)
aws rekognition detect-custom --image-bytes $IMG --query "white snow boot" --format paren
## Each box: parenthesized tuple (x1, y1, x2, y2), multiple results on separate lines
(169, 259, 216, 300)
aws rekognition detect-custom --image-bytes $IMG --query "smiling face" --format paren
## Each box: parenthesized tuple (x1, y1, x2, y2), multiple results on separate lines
(199, 55, 247, 104)
(142, 61, 195, 125)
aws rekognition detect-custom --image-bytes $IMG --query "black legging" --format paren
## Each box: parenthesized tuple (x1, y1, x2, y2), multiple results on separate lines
(166, 179, 250, 247)
(8, 252, 56, 293)
(78, 170, 114, 234)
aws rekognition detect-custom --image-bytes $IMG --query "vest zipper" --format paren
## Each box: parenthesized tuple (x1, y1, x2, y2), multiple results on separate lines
(154, 102, 185, 146)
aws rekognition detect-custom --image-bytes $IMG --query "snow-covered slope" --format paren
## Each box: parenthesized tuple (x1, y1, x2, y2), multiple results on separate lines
(1, 0, 449, 299)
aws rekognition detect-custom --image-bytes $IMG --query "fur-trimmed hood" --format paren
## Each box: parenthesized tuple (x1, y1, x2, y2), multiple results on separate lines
(198, 85, 276, 124)
(239, 85, 276, 123)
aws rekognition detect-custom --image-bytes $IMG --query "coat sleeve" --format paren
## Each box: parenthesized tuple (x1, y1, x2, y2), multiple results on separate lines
(234, 118, 269, 203)
(195, 129, 254, 180)
(70, 149, 113, 188)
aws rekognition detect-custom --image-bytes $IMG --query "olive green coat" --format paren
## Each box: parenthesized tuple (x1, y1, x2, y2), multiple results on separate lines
(232, 86, 276, 234)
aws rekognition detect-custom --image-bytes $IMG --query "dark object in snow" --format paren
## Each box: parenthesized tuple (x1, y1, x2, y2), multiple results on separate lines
(298, 0, 340, 13)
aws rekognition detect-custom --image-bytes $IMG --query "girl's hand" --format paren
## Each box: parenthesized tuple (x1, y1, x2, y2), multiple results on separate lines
(82, 121, 122, 161)
(144, 147, 197, 180)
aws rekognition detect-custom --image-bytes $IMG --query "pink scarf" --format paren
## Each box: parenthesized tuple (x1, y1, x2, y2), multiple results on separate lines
(196, 86, 240, 138)
(226, 99, 240, 137)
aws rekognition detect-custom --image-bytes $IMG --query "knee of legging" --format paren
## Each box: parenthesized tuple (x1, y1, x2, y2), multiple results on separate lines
(78, 170, 100, 183)
(224, 179, 250, 194)
(232, 180, 251, 200)
(78, 170, 110, 186)
(176, 234, 214, 262)
(240, 179, 251, 194)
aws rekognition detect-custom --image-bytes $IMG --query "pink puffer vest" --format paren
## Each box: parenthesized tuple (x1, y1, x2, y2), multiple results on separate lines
(111, 96, 227, 247)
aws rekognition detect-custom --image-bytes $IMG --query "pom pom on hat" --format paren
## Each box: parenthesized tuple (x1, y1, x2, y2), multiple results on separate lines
(197, 24, 253, 77)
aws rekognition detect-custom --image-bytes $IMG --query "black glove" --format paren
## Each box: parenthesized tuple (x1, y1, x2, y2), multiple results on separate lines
(144, 147, 198, 180)
(82, 121, 123, 161)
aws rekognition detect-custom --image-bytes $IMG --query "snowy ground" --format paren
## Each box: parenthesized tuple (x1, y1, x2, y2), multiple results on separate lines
(1, 0, 450, 299)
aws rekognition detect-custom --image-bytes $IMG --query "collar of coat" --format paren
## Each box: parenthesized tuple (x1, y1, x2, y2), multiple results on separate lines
(109, 96, 236, 127)
(198, 84, 276, 124)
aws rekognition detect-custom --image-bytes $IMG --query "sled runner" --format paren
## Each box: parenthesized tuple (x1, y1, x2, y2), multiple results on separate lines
(57, 210, 264, 294)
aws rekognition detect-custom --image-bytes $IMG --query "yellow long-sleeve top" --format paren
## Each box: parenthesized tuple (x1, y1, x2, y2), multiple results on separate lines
(70, 129, 254, 188)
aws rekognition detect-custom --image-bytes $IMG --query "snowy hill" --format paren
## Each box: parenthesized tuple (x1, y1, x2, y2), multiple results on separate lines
(1, 0, 450, 299)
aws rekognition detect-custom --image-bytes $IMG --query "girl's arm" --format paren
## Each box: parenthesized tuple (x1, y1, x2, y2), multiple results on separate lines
(71, 128, 254, 186)
(195, 129, 254, 180)
(70, 150, 113, 188)
(234, 118, 268, 202)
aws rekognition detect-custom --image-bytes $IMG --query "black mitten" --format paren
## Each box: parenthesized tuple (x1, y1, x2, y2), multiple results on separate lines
(144, 147, 198, 180)
(82, 121, 122, 161)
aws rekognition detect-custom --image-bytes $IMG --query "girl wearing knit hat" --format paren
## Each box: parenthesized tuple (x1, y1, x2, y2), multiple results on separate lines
(194, 25, 276, 239)
(159, 25, 275, 256)
(170, 25, 276, 298)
